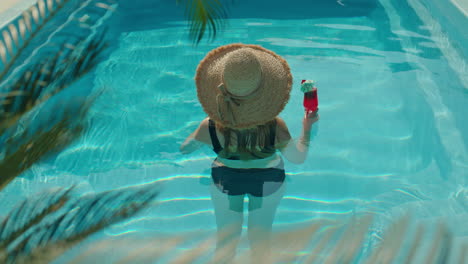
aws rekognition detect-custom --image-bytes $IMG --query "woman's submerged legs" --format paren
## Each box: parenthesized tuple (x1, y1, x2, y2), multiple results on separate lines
(210, 183, 244, 263)
(247, 182, 286, 264)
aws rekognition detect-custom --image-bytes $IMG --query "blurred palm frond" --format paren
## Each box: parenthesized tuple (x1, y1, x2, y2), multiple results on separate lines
(0, 187, 74, 249)
(177, 0, 228, 44)
(0, 0, 73, 80)
(0, 1, 166, 264)
(61, 215, 467, 264)
(0, 25, 109, 191)
(0, 182, 161, 264)
(70, 233, 191, 264)
(0, 30, 108, 134)
(0, 113, 86, 191)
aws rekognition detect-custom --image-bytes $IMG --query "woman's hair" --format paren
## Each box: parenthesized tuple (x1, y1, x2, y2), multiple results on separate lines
(215, 118, 277, 160)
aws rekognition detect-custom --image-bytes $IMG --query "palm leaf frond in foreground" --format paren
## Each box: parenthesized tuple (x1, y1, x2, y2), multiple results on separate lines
(0, 28, 109, 191)
(177, 0, 228, 44)
(0, 0, 116, 81)
(0, 187, 73, 250)
(0, 182, 161, 264)
(66, 215, 466, 264)
(0, 113, 86, 191)
(0, 30, 108, 134)
(0, 0, 73, 80)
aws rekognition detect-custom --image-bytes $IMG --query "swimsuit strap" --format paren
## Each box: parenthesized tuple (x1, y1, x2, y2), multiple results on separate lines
(208, 119, 223, 154)
(269, 118, 277, 146)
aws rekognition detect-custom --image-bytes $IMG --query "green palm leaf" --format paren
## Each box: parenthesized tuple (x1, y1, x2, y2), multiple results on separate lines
(0, 30, 108, 134)
(0, 113, 86, 191)
(0, 187, 73, 250)
(0, 0, 72, 81)
(178, 0, 228, 44)
(0, 28, 108, 191)
(0, 0, 116, 81)
(2, 182, 161, 264)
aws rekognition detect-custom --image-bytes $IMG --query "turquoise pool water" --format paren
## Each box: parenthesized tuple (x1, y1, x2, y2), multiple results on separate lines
(1, 0, 467, 262)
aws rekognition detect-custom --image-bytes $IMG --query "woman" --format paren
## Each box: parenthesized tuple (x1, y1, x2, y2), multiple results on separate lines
(180, 43, 319, 263)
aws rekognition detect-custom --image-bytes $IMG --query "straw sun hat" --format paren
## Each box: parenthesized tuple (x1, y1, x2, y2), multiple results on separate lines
(195, 43, 293, 129)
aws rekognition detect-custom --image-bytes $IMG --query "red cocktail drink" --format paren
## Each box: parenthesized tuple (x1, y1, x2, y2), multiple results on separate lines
(301, 80, 318, 113)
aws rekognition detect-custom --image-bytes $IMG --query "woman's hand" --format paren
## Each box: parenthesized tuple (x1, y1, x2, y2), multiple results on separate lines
(303, 108, 319, 131)
(180, 118, 211, 154)
(180, 138, 203, 154)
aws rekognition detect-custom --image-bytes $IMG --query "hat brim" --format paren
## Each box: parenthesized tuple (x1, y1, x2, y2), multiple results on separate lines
(195, 43, 292, 129)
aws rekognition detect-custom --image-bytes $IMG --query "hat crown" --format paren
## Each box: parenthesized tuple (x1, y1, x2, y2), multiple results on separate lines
(222, 48, 262, 97)
(195, 43, 292, 129)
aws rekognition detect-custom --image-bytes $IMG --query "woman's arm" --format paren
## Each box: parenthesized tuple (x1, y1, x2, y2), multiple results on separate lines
(179, 117, 212, 154)
(275, 111, 319, 164)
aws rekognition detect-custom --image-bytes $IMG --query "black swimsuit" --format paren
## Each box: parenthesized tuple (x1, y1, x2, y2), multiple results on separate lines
(208, 119, 286, 197)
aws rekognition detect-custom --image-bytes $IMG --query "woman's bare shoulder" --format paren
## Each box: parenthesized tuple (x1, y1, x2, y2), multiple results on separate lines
(189, 117, 211, 146)
(275, 116, 286, 126)
(200, 117, 210, 127)
(275, 117, 290, 131)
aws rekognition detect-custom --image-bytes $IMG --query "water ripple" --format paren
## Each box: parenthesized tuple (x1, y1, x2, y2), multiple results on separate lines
(314, 24, 376, 31)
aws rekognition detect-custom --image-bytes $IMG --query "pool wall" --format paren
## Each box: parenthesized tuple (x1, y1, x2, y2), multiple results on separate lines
(1, 0, 467, 42)
(402, 0, 468, 179)
(1, 0, 467, 60)
(410, 0, 468, 62)
(0, 0, 117, 85)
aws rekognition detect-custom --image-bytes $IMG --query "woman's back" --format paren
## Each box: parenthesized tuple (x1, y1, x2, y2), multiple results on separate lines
(209, 117, 288, 169)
